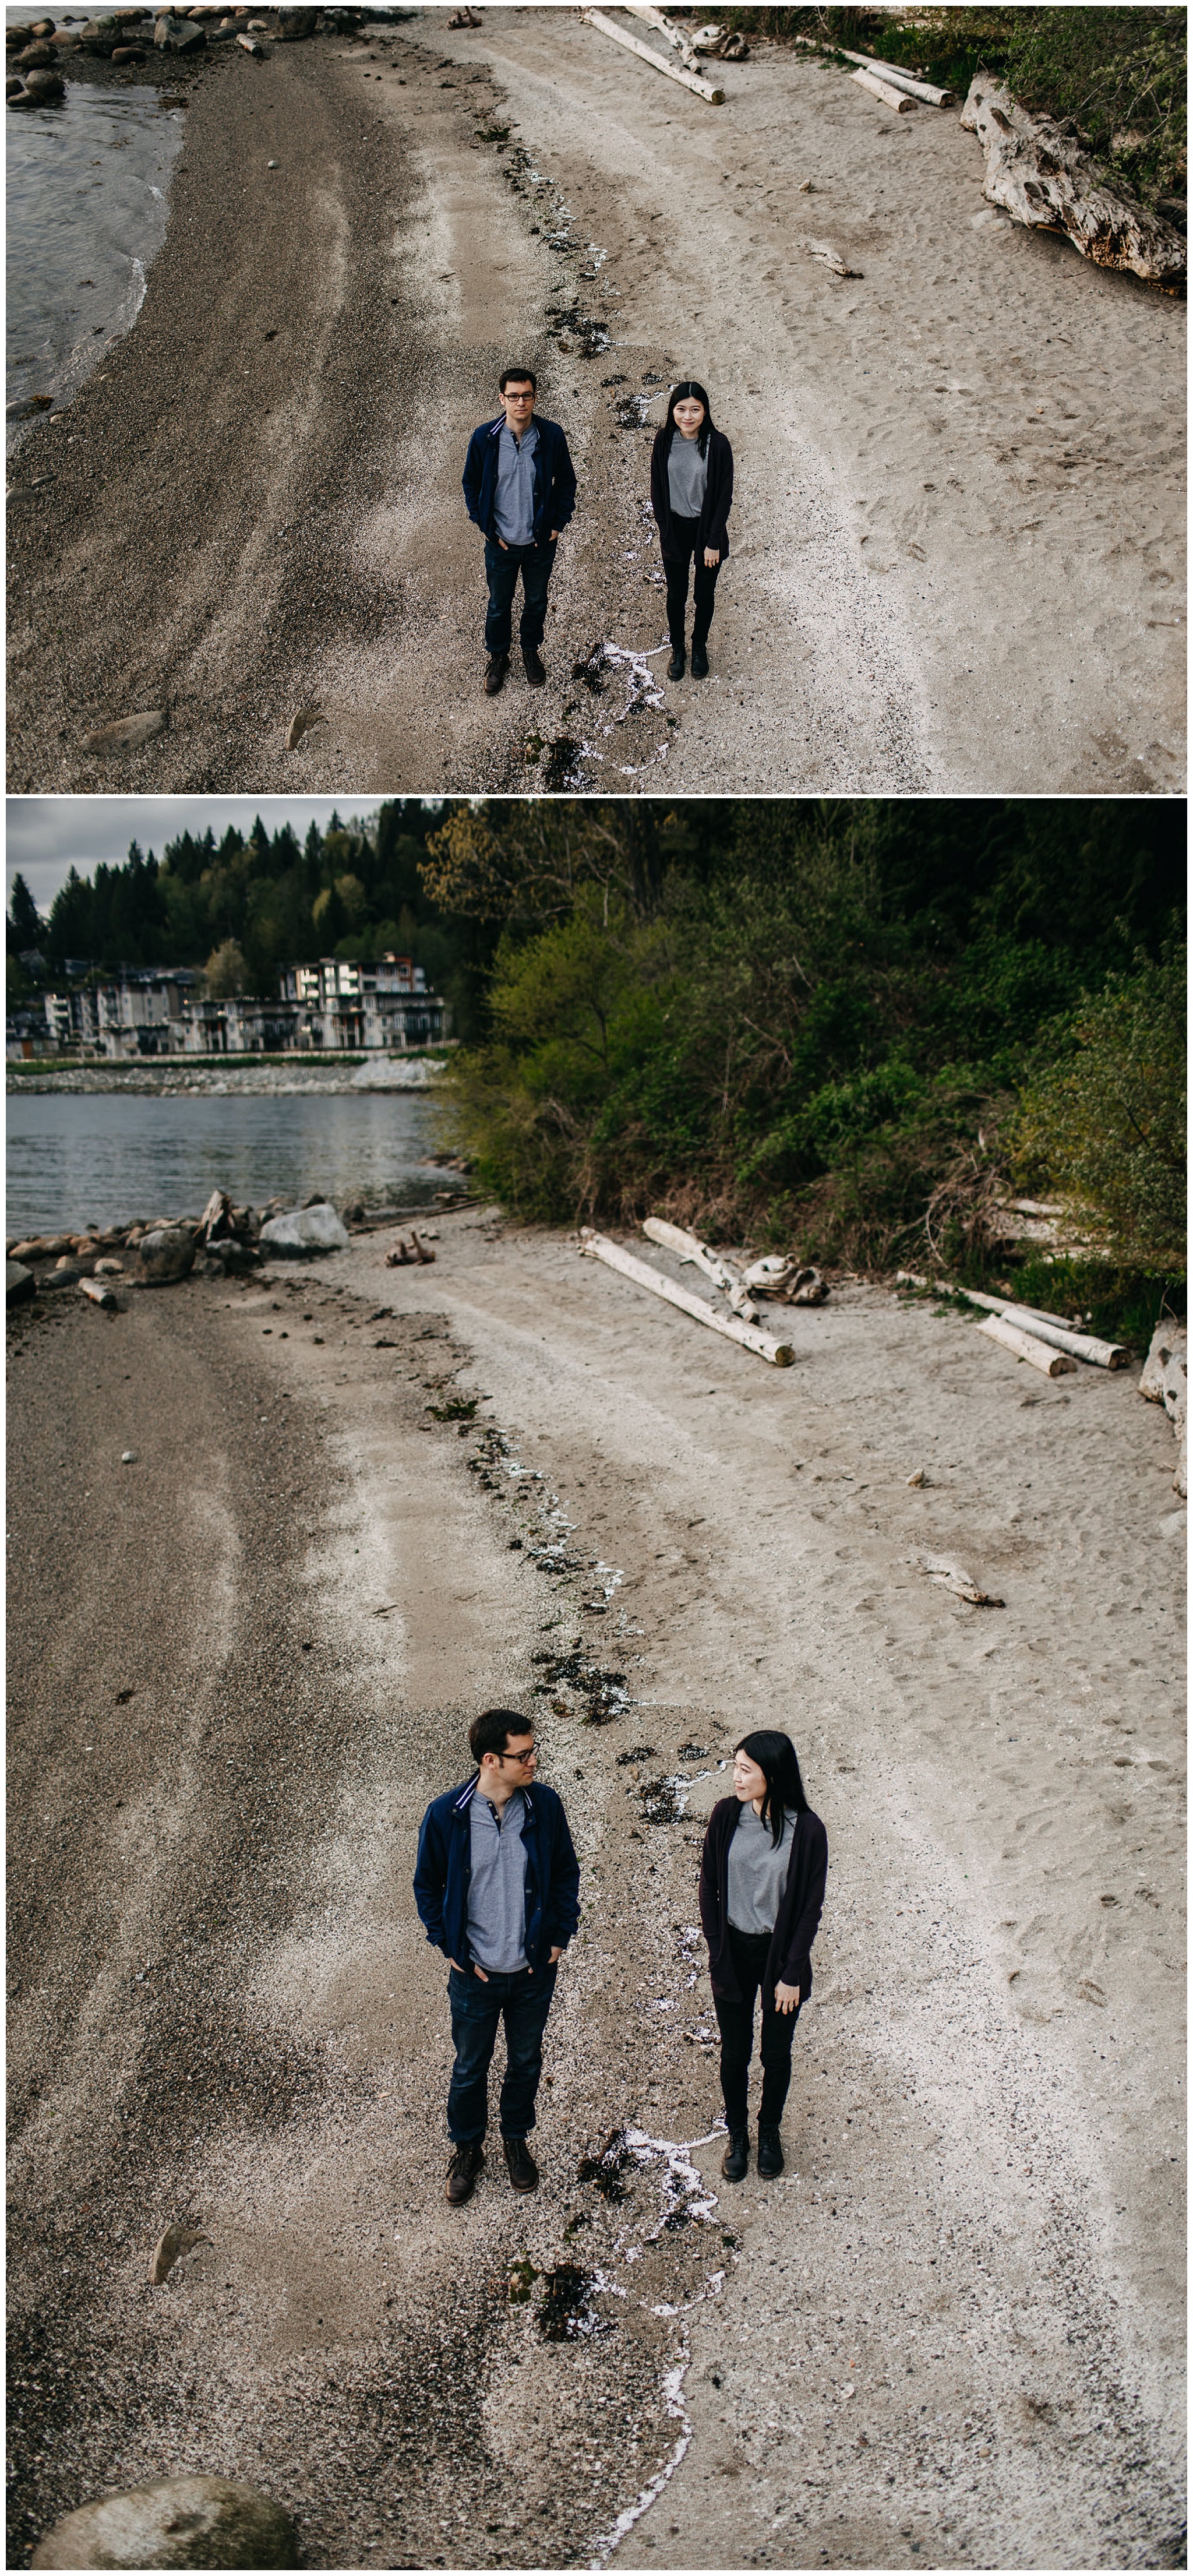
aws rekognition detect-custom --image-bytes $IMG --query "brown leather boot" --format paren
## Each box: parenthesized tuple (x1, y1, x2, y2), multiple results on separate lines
(446, 2140, 485, 2204)
(522, 645, 546, 686)
(502, 2135, 539, 2193)
(484, 656, 509, 696)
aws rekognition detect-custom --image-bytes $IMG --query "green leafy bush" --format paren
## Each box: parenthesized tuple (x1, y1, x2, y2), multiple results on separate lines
(1011, 943, 1186, 1273)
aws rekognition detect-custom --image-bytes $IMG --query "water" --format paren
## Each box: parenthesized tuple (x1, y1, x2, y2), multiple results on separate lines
(5, 1091, 468, 1238)
(6, 77, 183, 453)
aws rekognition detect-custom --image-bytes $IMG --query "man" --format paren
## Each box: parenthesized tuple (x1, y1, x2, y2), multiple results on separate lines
(462, 369, 577, 698)
(413, 1708, 580, 2204)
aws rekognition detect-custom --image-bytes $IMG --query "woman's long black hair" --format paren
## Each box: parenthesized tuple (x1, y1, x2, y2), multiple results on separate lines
(735, 1729, 807, 1846)
(661, 378, 716, 459)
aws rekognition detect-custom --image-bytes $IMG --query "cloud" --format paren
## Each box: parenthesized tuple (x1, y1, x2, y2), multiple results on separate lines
(5, 797, 419, 919)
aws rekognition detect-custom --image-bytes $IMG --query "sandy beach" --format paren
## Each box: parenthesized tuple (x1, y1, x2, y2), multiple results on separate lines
(5, 8, 1185, 798)
(8, 1206, 1185, 2568)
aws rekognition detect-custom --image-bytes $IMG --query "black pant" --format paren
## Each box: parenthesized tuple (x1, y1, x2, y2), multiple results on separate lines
(663, 514, 721, 649)
(715, 1926, 797, 2131)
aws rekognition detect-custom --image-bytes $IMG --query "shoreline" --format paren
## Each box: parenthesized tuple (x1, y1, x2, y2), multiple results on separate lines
(8, 1210, 1185, 2567)
(7, 1054, 447, 1095)
(7, 9, 1184, 795)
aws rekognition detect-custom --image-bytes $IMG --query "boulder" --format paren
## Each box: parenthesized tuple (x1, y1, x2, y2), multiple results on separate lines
(153, 12, 206, 45)
(23, 62, 65, 89)
(133, 1226, 195, 1287)
(14, 41, 59, 64)
(259, 1201, 350, 1256)
(30, 2474, 298, 2570)
(6, 1260, 35, 1307)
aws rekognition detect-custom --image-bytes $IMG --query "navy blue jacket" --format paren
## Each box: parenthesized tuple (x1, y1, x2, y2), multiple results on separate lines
(414, 1774, 580, 1974)
(699, 1798, 827, 2011)
(463, 414, 578, 545)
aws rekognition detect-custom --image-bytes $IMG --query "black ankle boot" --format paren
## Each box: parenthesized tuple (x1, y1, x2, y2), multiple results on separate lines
(668, 644, 686, 681)
(691, 640, 709, 678)
(721, 2127, 749, 2182)
(757, 2123, 784, 2178)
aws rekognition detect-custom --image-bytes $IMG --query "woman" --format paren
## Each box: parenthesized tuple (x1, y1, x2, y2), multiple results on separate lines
(650, 379, 733, 682)
(698, 1731, 827, 2180)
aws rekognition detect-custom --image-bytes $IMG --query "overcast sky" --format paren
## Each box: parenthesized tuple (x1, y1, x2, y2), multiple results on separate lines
(7, 798, 439, 919)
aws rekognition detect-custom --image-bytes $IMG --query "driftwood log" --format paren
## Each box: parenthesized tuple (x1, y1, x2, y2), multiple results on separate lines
(960, 75, 1186, 285)
(581, 9, 725, 103)
(835, 47, 952, 106)
(850, 66, 916, 112)
(968, 1292, 1128, 1370)
(976, 1312, 1076, 1377)
(581, 1229, 794, 1365)
(643, 1217, 761, 1322)
(1141, 1321, 1188, 1497)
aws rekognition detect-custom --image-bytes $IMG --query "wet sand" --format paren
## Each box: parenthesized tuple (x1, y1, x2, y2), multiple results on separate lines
(7, 1210, 1185, 2568)
(6, 9, 1185, 796)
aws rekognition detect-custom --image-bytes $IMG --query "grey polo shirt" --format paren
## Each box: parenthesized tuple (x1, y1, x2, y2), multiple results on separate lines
(726, 1803, 795, 1936)
(467, 1786, 530, 1972)
(493, 420, 539, 547)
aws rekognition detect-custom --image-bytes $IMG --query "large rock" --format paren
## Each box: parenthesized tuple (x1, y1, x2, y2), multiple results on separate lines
(153, 12, 206, 48)
(6, 1260, 35, 1307)
(133, 1225, 195, 1286)
(259, 1201, 350, 1256)
(30, 2473, 298, 2569)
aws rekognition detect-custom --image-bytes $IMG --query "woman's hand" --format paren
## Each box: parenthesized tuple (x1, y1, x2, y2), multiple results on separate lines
(774, 1979, 801, 2015)
(704, 547, 720, 568)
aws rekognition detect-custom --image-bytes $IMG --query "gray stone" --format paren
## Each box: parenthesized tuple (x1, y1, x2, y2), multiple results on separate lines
(133, 1225, 195, 1286)
(259, 1201, 350, 1256)
(153, 13, 206, 49)
(30, 2474, 298, 2569)
(80, 709, 167, 755)
(6, 1260, 35, 1306)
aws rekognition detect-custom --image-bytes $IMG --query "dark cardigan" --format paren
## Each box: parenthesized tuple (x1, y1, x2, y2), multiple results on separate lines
(650, 424, 734, 561)
(698, 1798, 828, 2011)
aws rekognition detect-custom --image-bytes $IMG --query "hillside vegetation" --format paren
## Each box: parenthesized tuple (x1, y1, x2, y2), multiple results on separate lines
(424, 798, 1185, 1337)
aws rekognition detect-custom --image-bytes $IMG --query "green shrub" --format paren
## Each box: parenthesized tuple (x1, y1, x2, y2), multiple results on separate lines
(1011, 943, 1186, 1273)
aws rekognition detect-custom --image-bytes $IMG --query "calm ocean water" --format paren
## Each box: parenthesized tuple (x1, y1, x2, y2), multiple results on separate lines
(6, 78, 183, 453)
(5, 1090, 466, 1238)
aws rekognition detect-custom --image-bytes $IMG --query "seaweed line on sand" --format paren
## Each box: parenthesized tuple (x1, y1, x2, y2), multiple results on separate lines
(586, 2343, 693, 2569)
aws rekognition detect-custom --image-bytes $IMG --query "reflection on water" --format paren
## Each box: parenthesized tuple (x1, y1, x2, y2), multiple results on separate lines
(5, 1090, 465, 1238)
(6, 79, 183, 452)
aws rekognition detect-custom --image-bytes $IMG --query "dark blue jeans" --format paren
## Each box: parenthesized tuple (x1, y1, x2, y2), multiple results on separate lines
(446, 1961, 557, 2142)
(483, 536, 557, 658)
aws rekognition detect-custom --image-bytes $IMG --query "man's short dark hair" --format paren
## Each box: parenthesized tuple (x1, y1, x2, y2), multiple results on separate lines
(470, 1707, 534, 1763)
(499, 367, 537, 393)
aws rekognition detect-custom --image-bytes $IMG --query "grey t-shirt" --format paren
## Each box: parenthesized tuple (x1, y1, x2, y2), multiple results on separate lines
(727, 1803, 795, 1936)
(493, 420, 539, 547)
(667, 434, 708, 520)
(467, 1786, 529, 1972)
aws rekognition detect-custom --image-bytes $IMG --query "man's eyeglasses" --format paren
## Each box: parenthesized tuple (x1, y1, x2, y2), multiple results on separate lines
(499, 1747, 537, 1764)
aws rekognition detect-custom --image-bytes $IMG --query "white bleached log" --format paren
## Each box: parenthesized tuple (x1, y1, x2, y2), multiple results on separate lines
(642, 1216, 760, 1321)
(581, 1229, 794, 1365)
(850, 66, 916, 112)
(835, 47, 953, 105)
(623, 2, 700, 70)
(976, 1313, 1076, 1377)
(581, 9, 725, 103)
(79, 1277, 117, 1310)
(958, 1287, 1128, 1369)
(1141, 1320, 1187, 1405)
(960, 75, 1185, 284)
